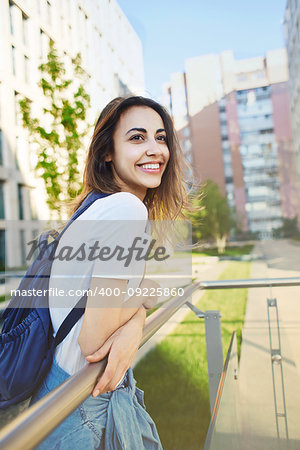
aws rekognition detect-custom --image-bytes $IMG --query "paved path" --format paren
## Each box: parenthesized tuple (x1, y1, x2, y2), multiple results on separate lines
(254, 238, 300, 271)
(238, 240, 300, 450)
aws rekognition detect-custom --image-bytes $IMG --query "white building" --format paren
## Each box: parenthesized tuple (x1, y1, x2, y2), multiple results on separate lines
(284, 0, 300, 214)
(0, 0, 145, 269)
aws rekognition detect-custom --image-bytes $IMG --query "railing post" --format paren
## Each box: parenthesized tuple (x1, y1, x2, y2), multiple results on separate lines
(204, 310, 223, 415)
(186, 302, 224, 416)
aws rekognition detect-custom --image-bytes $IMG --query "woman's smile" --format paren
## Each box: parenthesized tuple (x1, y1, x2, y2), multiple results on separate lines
(136, 161, 163, 173)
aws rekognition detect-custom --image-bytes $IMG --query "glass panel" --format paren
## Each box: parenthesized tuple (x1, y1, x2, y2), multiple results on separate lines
(0, 182, 4, 219)
(204, 333, 241, 450)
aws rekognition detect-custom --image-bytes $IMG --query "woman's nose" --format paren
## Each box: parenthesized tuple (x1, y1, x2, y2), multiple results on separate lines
(145, 139, 161, 156)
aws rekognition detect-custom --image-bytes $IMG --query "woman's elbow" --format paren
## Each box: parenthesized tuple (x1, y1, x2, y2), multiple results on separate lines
(77, 334, 91, 357)
(77, 331, 104, 357)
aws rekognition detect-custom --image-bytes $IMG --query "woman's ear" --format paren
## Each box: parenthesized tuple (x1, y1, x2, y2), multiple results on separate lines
(105, 154, 112, 162)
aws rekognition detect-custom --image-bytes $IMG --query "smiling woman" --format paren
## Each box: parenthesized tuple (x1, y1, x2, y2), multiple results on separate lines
(28, 96, 189, 449)
(71, 96, 188, 222)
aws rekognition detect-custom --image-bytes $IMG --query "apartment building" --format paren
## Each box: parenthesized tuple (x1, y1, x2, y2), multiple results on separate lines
(0, 0, 144, 268)
(284, 0, 300, 213)
(163, 49, 298, 238)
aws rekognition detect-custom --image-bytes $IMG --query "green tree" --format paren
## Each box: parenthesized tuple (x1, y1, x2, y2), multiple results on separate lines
(189, 180, 234, 253)
(19, 40, 90, 218)
(273, 216, 300, 239)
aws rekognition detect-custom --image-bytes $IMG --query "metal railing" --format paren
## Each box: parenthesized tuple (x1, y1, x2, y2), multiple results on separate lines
(0, 277, 300, 449)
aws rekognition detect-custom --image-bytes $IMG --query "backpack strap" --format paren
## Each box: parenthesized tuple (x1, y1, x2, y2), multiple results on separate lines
(52, 191, 111, 347)
(54, 192, 111, 243)
(53, 294, 87, 348)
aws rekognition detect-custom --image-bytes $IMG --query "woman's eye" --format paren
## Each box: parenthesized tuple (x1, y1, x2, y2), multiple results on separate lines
(130, 134, 143, 141)
(157, 135, 166, 141)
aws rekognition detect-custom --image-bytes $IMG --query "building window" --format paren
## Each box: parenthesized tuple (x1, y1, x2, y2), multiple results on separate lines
(40, 29, 49, 60)
(15, 135, 20, 169)
(29, 189, 37, 220)
(0, 130, 3, 166)
(0, 230, 5, 270)
(18, 184, 24, 220)
(46, 1, 51, 25)
(11, 45, 16, 76)
(9, 1, 14, 35)
(40, 29, 44, 58)
(0, 182, 4, 219)
(20, 230, 26, 266)
(24, 55, 29, 83)
(22, 13, 28, 45)
(68, 24, 72, 51)
(14, 91, 21, 125)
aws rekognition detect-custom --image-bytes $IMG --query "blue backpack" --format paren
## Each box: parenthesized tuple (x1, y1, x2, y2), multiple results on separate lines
(0, 191, 109, 409)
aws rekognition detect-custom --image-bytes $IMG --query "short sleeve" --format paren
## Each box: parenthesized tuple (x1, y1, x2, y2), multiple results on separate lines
(78, 193, 151, 300)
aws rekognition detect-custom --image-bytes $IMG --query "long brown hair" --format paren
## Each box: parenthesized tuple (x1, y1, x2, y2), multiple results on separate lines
(69, 96, 189, 221)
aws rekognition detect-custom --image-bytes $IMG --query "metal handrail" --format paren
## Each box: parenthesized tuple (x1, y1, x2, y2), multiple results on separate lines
(0, 277, 300, 449)
(200, 277, 300, 289)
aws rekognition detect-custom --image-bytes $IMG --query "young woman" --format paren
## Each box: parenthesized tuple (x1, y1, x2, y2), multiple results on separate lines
(30, 96, 188, 449)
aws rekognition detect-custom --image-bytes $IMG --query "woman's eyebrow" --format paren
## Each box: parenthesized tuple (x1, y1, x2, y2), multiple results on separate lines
(125, 127, 147, 135)
(125, 127, 166, 135)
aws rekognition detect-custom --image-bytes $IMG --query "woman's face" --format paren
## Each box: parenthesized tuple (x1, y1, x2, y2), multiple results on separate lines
(106, 106, 170, 201)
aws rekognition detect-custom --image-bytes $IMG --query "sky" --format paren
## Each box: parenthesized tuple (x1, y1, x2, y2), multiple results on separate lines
(117, 0, 288, 100)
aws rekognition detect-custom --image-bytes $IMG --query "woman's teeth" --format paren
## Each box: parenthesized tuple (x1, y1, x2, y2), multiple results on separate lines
(140, 163, 160, 169)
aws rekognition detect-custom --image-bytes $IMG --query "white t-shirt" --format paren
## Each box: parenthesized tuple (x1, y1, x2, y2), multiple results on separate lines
(49, 192, 150, 375)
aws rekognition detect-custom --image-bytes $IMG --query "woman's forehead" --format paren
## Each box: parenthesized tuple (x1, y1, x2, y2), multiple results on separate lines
(118, 106, 164, 130)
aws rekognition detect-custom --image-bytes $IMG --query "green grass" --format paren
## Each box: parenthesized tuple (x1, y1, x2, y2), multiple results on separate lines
(134, 261, 251, 450)
(193, 244, 254, 257)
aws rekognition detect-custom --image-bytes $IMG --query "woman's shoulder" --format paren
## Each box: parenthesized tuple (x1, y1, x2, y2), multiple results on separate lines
(79, 192, 148, 221)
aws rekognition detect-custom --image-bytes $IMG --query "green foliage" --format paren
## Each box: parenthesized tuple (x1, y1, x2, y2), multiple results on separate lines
(189, 180, 235, 253)
(273, 216, 300, 239)
(19, 41, 90, 217)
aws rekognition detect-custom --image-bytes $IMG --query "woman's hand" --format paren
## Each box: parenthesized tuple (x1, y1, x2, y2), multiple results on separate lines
(86, 306, 146, 397)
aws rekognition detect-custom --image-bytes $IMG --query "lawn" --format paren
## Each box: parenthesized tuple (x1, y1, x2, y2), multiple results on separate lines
(134, 261, 251, 450)
(193, 244, 254, 257)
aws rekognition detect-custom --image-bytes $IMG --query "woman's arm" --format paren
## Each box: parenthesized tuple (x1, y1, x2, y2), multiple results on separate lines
(86, 306, 146, 396)
(78, 277, 158, 357)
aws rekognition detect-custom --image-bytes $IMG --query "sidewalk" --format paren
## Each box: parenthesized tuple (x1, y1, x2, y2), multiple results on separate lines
(238, 254, 300, 449)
